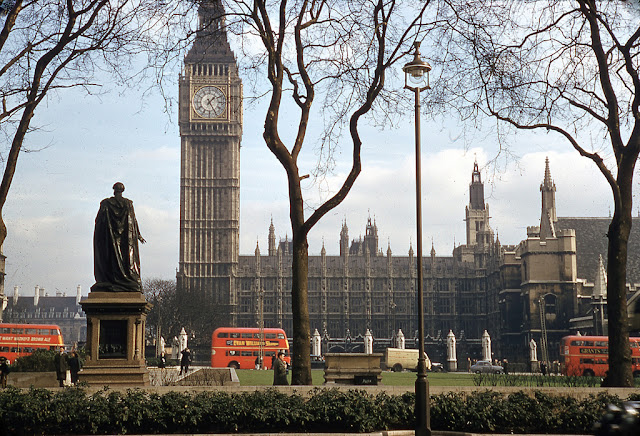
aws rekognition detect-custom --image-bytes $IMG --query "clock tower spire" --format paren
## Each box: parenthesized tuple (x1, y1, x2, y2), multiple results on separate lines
(178, 0, 242, 328)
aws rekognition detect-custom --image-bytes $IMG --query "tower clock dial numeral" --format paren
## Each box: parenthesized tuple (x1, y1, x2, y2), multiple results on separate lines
(192, 86, 227, 119)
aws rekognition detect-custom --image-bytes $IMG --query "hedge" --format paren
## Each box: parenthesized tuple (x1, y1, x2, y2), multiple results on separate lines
(0, 386, 635, 435)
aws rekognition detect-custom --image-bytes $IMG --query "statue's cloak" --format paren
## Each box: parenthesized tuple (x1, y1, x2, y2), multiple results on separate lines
(91, 196, 142, 292)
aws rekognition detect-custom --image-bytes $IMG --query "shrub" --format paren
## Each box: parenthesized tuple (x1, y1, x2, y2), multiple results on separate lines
(0, 386, 628, 435)
(10, 349, 57, 372)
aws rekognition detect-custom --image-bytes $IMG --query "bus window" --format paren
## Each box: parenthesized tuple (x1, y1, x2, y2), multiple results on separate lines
(277, 333, 285, 339)
(0, 327, 9, 334)
(230, 332, 240, 338)
(25, 328, 37, 335)
(253, 333, 261, 338)
(241, 333, 252, 338)
(11, 328, 23, 334)
(265, 351, 275, 357)
(241, 351, 252, 356)
(227, 350, 237, 356)
(595, 341, 608, 347)
(0, 347, 9, 352)
(218, 332, 229, 338)
(265, 333, 276, 339)
(580, 358, 594, 364)
(10, 347, 20, 353)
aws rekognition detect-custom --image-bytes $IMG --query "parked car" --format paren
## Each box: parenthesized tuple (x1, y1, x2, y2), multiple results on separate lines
(470, 360, 504, 374)
(430, 362, 445, 372)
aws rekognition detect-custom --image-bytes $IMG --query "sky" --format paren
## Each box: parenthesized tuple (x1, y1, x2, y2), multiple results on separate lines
(1, 45, 629, 299)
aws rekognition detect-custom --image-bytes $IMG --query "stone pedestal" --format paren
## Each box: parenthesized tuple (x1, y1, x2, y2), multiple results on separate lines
(323, 353, 383, 385)
(79, 291, 152, 387)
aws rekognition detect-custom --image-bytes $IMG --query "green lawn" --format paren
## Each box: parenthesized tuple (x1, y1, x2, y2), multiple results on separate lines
(236, 369, 475, 386)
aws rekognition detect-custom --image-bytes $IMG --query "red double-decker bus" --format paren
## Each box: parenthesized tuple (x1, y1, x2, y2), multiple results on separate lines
(0, 323, 64, 363)
(211, 327, 290, 369)
(560, 335, 640, 377)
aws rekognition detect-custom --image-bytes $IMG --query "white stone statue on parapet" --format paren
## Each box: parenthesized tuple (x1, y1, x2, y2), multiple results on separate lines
(481, 330, 492, 361)
(364, 329, 373, 354)
(179, 327, 188, 352)
(530, 338, 538, 362)
(397, 329, 405, 349)
(312, 328, 321, 356)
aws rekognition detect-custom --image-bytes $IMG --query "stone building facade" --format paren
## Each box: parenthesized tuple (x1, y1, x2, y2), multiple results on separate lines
(2, 285, 87, 347)
(178, 1, 640, 364)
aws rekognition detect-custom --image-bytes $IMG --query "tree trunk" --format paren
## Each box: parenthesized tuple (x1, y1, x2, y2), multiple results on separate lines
(290, 231, 311, 385)
(606, 167, 634, 386)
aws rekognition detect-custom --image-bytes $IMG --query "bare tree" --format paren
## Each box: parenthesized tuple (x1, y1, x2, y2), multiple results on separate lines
(143, 278, 182, 351)
(0, 0, 175, 319)
(211, 0, 434, 384)
(429, 0, 640, 386)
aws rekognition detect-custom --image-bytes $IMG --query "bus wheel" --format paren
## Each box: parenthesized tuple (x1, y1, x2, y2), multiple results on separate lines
(228, 362, 239, 370)
(583, 369, 595, 377)
(392, 363, 403, 372)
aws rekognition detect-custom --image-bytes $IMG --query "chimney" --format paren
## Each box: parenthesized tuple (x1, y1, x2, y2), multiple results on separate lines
(76, 285, 82, 305)
(12, 285, 18, 304)
(34, 285, 40, 306)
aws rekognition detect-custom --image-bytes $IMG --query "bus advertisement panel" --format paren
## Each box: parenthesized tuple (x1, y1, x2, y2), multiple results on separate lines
(211, 327, 290, 369)
(560, 335, 640, 377)
(0, 323, 64, 363)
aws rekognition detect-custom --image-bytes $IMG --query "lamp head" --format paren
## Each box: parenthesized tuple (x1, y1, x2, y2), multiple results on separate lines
(403, 41, 431, 88)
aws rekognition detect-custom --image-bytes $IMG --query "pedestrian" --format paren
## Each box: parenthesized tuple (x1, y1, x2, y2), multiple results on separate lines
(540, 361, 547, 376)
(158, 352, 166, 369)
(255, 355, 262, 370)
(54, 349, 68, 387)
(503, 359, 509, 375)
(467, 357, 471, 373)
(68, 351, 81, 386)
(180, 348, 191, 375)
(0, 356, 9, 388)
(272, 351, 289, 385)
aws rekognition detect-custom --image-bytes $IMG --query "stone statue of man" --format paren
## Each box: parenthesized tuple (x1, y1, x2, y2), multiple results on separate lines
(91, 182, 145, 292)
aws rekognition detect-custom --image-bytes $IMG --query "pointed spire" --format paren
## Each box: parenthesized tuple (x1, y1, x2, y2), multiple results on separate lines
(539, 157, 557, 239)
(543, 156, 553, 189)
(430, 240, 436, 258)
(255, 240, 260, 256)
(593, 254, 607, 298)
(185, 0, 235, 64)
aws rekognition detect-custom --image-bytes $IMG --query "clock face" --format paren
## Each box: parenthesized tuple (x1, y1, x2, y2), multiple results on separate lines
(192, 86, 226, 119)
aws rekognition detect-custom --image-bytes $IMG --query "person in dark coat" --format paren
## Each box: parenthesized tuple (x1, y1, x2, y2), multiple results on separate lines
(0, 357, 9, 388)
(158, 352, 166, 369)
(273, 351, 288, 385)
(54, 349, 68, 387)
(68, 351, 81, 386)
(180, 348, 191, 375)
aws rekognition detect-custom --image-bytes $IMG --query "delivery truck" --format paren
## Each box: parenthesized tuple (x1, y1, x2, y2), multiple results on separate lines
(384, 347, 432, 372)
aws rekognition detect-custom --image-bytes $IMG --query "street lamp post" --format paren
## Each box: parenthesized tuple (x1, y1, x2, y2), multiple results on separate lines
(403, 41, 432, 436)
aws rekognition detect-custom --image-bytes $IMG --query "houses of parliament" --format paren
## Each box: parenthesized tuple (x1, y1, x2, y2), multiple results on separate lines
(175, 1, 640, 363)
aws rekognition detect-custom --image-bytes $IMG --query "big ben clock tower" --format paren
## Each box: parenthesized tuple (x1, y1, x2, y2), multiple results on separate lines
(178, 0, 241, 327)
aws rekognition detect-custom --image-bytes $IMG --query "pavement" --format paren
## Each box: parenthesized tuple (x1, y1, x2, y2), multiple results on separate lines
(120, 433, 590, 436)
